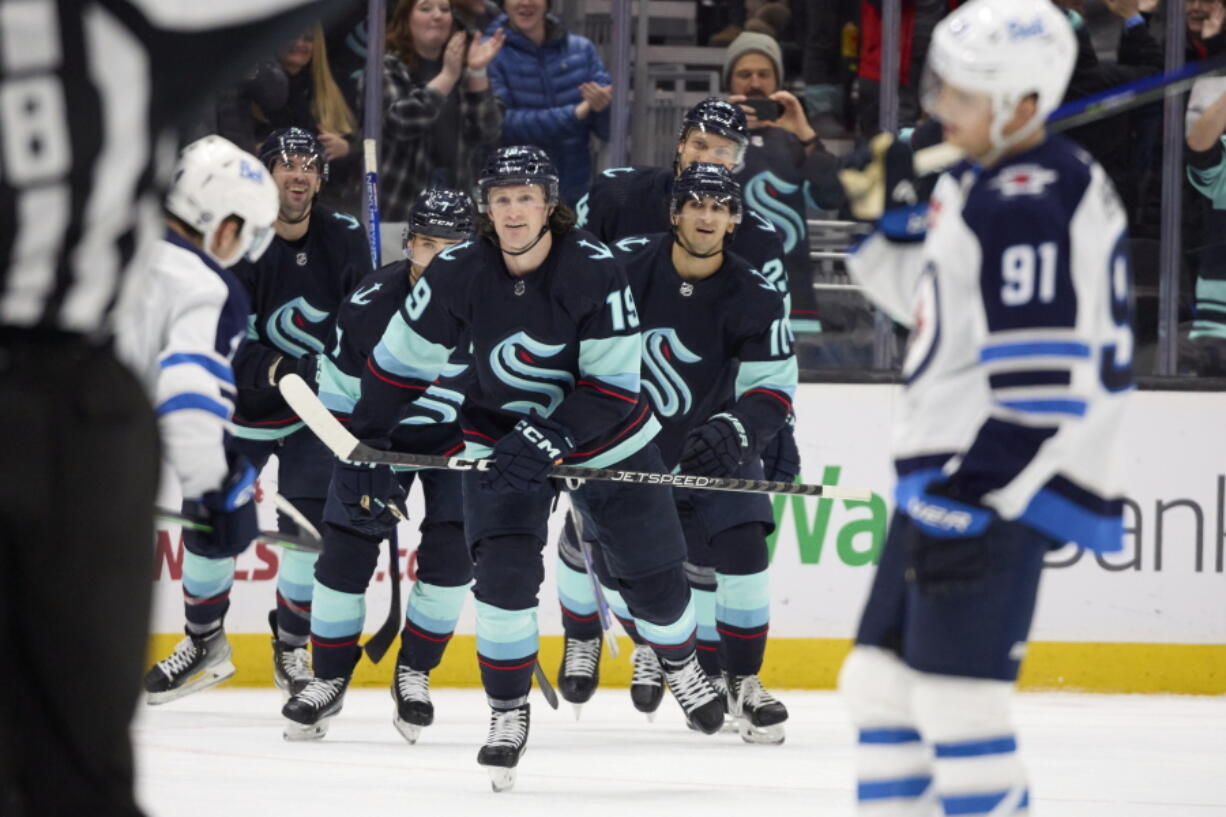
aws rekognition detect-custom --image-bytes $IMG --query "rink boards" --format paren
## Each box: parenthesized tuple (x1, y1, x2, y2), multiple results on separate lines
(147, 385, 1226, 694)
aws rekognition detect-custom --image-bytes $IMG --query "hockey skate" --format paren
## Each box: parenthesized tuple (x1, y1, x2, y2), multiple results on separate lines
(629, 644, 664, 719)
(269, 611, 312, 698)
(282, 675, 350, 741)
(727, 674, 788, 744)
(557, 636, 601, 718)
(477, 704, 530, 793)
(661, 653, 725, 735)
(144, 629, 235, 705)
(392, 660, 433, 744)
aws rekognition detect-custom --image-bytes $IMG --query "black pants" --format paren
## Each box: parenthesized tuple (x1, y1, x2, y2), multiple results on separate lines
(0, 335, 159, 817)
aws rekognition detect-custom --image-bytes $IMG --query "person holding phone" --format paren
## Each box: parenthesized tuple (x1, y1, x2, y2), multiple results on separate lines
(722, 32, 842, 350)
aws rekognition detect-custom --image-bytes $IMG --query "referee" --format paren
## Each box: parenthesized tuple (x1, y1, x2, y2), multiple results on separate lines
(0, 3, 344, 815)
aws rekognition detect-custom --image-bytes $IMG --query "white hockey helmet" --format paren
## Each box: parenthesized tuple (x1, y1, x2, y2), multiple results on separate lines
(165, 135, 280, 268)
(922, 0, 1076, 151)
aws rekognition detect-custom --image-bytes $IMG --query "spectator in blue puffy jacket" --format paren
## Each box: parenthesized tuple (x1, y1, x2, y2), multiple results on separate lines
(486, 0, 614, 205)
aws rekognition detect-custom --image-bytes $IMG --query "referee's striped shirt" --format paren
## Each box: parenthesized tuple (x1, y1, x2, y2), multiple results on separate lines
(0, 0, 340, 339)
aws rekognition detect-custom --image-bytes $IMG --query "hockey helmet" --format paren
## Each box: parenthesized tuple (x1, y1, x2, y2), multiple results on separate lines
(670, 162, 743, 225)
(165, 135, 280, 268)
(922, 0, 1076, 151)
(474, 146, 560, 213)
(404, 187, 476, 243)
(676, 97, 750, 166)
(258, 126, 329, 182)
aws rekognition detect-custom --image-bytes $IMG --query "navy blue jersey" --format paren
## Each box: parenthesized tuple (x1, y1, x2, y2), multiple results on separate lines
(230, 207, 372, 436)
(613, 235, 797, 467)
(350, 229, 660, 468)
(317, 261, 470, 457)
(578, 166, 791, 313)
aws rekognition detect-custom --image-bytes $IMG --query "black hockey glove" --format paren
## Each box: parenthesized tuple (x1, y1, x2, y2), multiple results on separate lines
(679, 412, 752, 478)
(838, 133, 927, 242)
(325, 459, 405, 538)
(271, 353, 319, 386)
(761, 417, 801, 484)
(181, 456, 260, 559)
(901, 481, 995, 593)
(480, 413, 576, 495)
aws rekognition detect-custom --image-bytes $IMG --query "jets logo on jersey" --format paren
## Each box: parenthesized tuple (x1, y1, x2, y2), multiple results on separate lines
(743, 171, 804, 253)
(641, 328, 702, 418)
(351, 283, 383, 305)
(490, 331, 576, 416)
(990, 165, 1058, 197)
(266, 296, 330, 356)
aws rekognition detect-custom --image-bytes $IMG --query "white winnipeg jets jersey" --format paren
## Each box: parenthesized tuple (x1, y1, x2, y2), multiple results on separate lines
(116, 232, 248, 499)
(847, 135, 1133, 553)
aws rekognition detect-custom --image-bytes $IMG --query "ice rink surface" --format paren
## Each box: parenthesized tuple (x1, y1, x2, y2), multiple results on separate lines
(134, 687, 1226, 816)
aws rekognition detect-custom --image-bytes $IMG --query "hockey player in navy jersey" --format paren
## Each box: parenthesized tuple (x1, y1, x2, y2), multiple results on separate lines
(144, 127, 372, 705)
(126, 136, 279, 704)
(556, 164, 797, 742)
(280, 189, 476, 741)
(835, 2, 1133, 814)
(336, 146, 725, 790)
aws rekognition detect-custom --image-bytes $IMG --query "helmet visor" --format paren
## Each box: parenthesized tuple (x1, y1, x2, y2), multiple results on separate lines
(679, 124, 748, 169)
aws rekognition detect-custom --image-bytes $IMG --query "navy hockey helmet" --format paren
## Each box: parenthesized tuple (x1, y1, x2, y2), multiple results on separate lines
(670, 162, 743, 225)
(405, 187, 476, 242)
(475, 145, 560, 213)
(676, 97, 749, 164)
(259, 127, 329, 182)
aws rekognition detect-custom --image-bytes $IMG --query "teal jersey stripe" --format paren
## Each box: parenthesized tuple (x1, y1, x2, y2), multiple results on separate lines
(579, 333, 641, 382)
(582, 413, 661, 469)
(317, 357, 360, 412)
(231, 421, 305, 441)
(735, 357, 799, 401)
(372, 311, 451, 382)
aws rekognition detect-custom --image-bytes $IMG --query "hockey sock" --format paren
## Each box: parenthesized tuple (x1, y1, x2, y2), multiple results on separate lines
(598, 581, 647, 644)
(913, 674, 1029, 817)
(621, 565, 698, 664)
(182, 550, 235, 635)
(691, 584, 721, 677)
(399, 580, 469, 672)
(840, 647, 937, 816)
(310, 583, 365, 680)
(714, 570, 770, 675)
(275, 547, 317, 647)
(556, 557, 602, 640)
(474, 599, 538, 707)
(1190, 276, 1226, 340)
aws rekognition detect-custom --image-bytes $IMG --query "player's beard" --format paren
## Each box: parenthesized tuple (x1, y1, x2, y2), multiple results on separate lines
(279, 197, 313, 225)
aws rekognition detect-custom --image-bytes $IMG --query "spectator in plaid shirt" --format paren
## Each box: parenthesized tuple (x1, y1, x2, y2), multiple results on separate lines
(379, 0, 506, 221)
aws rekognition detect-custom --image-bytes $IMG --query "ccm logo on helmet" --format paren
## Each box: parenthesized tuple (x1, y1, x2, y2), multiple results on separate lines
(1007, 18, 1046, 40)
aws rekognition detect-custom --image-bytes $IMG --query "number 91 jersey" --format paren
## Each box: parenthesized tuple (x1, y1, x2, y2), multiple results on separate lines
(847, 135, 1133, 554)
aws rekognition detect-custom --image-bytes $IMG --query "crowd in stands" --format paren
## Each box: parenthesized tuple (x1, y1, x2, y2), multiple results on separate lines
(185, 0, 1226, 379)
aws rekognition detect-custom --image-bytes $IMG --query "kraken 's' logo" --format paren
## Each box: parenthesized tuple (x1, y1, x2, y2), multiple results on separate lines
(400, 362, 469, 426)
(641, 328, 702, 418)
(266, 297, 330, 357)
(489, 331, 575, 416)
(743, 170, 805, 254)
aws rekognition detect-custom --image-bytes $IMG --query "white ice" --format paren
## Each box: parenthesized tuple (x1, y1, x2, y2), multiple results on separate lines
(134, 687, 1226, 816)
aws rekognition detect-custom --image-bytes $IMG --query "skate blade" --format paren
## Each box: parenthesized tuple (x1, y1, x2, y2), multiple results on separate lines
(485, 766, 517, 793)
(282, 717, 332, 741)
(644, 710, 656, 723)
(145, 662, 236, 706)
(571, 703, 583, 722)
(738, 720, 786, 745)
(393, 717, 423, 745)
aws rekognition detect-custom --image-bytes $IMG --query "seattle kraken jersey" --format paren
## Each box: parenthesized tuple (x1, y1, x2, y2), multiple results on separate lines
(115, 230, 249, 499)
(613, 234, 797, 467)
(847, 135, 1132, 553)
(577, 166, 791, 313)
(316, 261, 470, 457)
(350, 230, 660, 468)
(230, 206, 371, 436)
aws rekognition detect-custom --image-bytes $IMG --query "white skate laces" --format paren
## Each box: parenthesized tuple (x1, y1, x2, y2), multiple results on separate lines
(156, 637, 201, 677)
(485, 708, 529, 749)
(664, 656, 719, 713)
(562, 638, 601, 679)
(395, 666, 431, 704)
(733, 675, 778, 714)
(630, 644, 663, 688)
(278, 645, 312, 684)
(297, 677, 346, 709)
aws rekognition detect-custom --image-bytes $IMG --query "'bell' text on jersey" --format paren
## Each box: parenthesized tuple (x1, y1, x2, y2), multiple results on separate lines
(230, 207, 371, 435)
(349, 230, 660, 468)
(847, 135, 1133, 553)
(316, 260, 470, 457)
(615, 234, 797, 467)
(577, 166, 792, 315)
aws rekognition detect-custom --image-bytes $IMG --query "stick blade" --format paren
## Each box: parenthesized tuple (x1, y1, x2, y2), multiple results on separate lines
(278, 374, 359, 460)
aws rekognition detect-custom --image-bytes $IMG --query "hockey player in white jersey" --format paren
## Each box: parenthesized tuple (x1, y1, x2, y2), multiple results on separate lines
(835, 1, 1133, 815)
(118, 135, 279, 704)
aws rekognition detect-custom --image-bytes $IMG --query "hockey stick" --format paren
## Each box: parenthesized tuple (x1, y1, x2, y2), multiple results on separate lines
(569, 505, 620, 659)
(363, 527, 402, 664)
(533, 661, 560, 710)
(156, 489, 324, 554)
(912, 55, 1226, 176)
(278, 375, 871, 500)
(363, 139, 382, 270)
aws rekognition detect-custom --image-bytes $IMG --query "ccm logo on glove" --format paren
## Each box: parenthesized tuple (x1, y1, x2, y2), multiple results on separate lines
(516, 419, 566, 461)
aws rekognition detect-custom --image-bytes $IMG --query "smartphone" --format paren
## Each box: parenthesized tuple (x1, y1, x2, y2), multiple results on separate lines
(741, 97, 783, 122)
